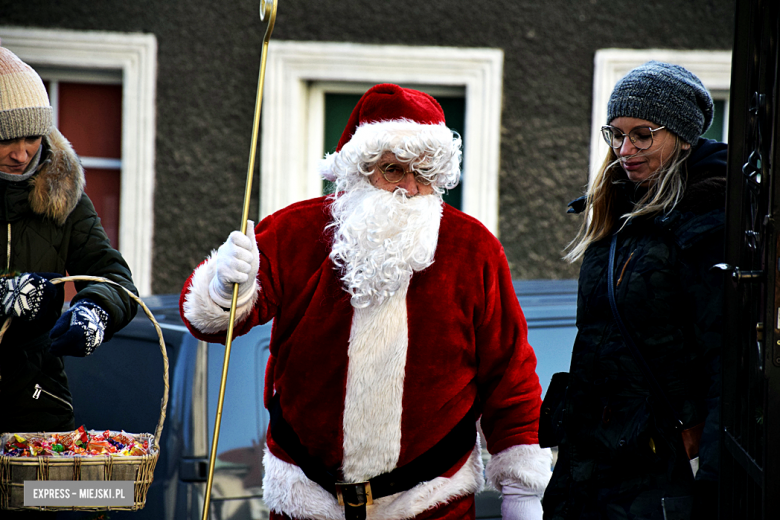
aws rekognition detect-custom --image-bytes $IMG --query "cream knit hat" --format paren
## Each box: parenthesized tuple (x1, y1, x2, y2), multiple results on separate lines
(0, 47, 52, 140)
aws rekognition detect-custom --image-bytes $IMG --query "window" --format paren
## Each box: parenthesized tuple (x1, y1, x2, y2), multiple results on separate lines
(590, 49, 732, 182)
(42, 70, 123, 248)
(0, 26, 157, 295)
(261, 41, 504, 235)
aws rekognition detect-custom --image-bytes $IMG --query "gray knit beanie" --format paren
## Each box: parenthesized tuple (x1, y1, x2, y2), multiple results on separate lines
(607, 61, 714, 144)
(0, 47, 53, 140)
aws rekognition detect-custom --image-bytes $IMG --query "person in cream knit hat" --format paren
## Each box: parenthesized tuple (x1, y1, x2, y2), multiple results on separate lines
(0, 49, 137, 513)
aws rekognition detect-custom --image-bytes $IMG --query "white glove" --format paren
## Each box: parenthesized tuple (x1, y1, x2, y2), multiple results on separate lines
(501, 482, 543, 520)
(209, 221, 260, 309)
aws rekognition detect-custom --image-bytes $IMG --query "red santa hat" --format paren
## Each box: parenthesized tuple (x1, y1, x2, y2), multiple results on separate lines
(320, 84, 459, 184)
(336, 83, 446, 151)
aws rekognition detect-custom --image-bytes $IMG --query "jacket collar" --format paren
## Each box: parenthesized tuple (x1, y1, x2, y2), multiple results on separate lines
(28, 127, 85, 226)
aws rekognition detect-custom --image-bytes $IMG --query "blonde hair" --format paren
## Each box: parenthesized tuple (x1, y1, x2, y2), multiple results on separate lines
(564, 136, 690, 263)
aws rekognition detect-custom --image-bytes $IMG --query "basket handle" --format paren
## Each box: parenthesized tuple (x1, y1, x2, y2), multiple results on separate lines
(0, 276, 169, 452)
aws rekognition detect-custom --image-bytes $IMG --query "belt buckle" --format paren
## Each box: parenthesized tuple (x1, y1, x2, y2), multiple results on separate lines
(335, 481, 373, 507)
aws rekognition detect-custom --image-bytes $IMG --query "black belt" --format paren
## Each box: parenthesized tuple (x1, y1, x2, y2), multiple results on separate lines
(269, 394, 477, 520)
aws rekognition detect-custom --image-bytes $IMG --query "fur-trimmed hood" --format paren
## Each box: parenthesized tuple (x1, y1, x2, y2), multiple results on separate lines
(28, 127, 85, 226)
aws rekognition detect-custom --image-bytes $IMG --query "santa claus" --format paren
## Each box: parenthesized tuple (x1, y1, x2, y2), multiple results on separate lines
(180, 83, 551, 520)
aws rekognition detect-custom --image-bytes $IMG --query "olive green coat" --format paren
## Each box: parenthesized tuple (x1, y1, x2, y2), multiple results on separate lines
(0, 128, 137, 434)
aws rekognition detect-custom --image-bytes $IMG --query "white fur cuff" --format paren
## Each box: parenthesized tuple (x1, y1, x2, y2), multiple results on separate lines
(182, 252, 259, 334)
(263, 440, 485, 520)
(485, 444, 553, 493)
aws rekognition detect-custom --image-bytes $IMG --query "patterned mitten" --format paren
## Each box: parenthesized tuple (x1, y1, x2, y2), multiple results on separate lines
(49, 299, 110, 357)
(0, 272, 57, 321)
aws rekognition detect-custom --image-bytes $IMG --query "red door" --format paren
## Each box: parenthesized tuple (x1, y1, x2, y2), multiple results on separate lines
(44, 80, 122, 300)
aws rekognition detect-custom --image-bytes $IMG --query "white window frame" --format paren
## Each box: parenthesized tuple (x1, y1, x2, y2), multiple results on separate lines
(262, 41, 504, 235)
(0, 26, 157, 296)
(591, 49, 732, 183)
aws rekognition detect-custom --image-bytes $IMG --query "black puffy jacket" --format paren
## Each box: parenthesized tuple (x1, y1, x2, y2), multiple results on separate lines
(0, 128, 137, 433)
(543, 138, 727, 520)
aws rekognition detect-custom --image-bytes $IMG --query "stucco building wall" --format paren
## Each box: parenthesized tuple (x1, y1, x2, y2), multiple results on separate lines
(0, 0, 734, 293)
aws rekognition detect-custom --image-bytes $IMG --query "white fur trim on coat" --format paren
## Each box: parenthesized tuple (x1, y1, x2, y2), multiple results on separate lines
(182, 251, 260, 334)
(30, 127, 84, 226)
(484, 444, 553, 493)
(341, 283, 410, 481)
(262, 440, 485, 520)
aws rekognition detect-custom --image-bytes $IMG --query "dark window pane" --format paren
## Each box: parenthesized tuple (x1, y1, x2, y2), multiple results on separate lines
(702, 99, 726, 141)
(58, 83, 122, 158)
(83, 168, 121, 248)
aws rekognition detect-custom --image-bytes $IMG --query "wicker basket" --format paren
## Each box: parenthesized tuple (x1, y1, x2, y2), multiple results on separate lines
(0, 276, 169, 512)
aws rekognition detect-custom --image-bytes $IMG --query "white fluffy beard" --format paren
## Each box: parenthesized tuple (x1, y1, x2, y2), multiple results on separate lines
(329, 184, 443, 309)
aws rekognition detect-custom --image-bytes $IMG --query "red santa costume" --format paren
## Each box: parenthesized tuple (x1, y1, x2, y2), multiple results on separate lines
(180, 84, 552, 520)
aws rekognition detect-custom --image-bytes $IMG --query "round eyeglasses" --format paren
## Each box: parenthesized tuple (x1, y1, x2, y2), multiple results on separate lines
(601, 125, 666, 151)
(379, 163, 434, 186)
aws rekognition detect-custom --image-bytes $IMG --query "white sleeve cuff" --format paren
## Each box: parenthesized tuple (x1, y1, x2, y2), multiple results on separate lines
(501, 482, 543, 498)
(485, 444, 553, 493)
(182, 251, 260, 334)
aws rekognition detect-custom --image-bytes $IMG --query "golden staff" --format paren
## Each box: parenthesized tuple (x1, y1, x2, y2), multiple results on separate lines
(200, 1, 277, 519)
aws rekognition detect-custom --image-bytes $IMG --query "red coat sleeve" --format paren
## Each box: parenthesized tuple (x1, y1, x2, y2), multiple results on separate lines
(475, 245, 542, 454)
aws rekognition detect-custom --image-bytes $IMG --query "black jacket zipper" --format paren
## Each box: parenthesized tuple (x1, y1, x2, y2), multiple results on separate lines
(33, 383, 74, 411)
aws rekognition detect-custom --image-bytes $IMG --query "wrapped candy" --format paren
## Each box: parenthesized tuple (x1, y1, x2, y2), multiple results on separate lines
(2, 427, 151, 457)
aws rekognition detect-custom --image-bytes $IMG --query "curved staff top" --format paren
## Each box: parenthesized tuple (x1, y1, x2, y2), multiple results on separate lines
(200, 1, 277, 519)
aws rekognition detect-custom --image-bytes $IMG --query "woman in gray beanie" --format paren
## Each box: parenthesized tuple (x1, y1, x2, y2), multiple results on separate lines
(0, 46, 138, 519)
(540, 61, 726, 519)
